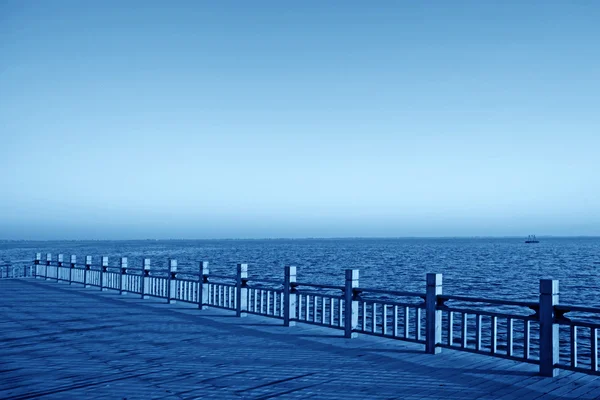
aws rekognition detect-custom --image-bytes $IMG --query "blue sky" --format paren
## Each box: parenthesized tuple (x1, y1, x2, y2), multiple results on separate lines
(1, 1, 599, 239)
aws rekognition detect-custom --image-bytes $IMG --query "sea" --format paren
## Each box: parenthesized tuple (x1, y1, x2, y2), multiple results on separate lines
(2, 237, 599, 306)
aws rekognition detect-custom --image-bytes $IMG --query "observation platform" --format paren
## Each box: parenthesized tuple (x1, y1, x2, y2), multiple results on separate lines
(1, 279, 600, 400)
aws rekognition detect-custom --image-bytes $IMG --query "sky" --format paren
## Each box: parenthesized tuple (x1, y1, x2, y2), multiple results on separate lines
(1, 1, 599, 239)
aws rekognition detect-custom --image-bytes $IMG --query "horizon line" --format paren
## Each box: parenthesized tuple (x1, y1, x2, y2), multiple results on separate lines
(2, 235, 599, 242)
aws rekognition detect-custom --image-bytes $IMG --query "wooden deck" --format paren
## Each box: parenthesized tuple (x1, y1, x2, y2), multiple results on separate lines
(1, 279, 599, 400)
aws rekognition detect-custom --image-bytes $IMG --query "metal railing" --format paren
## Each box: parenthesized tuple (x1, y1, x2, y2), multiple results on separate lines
(2, 252, 598, 378)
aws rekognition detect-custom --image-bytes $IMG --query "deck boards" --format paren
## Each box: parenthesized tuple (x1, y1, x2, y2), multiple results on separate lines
(1, 279, 599, 400)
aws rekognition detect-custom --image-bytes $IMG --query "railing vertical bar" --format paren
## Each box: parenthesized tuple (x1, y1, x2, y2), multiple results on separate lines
(372, 303, 377, 333)
(382, 304, 387, 335)
(524, 320, 530, 360)
(417, 308, 422, 341)
(491, 316, 498, 354)
(570, 325, 578, 368)
(448, 311, 454, 346)
(305, 294, 310, 321)
(267, 290, 271, 315)
(507, 318, 514, 357)
(393, 305, 399, 337)
(461, 313, 468, 348)
(476, 314, 482, 351)
(404, 306, 409, 339)
(329, 297, 335, 326)
(592, 327, 598, 372)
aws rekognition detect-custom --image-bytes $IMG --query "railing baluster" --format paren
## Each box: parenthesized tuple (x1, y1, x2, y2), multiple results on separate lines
(448, 311, 454, 346)
(417, 308, 422, 341)
(393, 305, 399, 337)
(524, 319, 530, 359)
(330, 298, 334, 324)
(382, 304, 387, 335)
(461, 313, 468, 348)
(404, 306, 410, 338)
(507, 318, 514, 356)
(362, 302, 367, 330)
(592, 327, 598, 372)
(476, 314, 482, 351)
(305, 294, 310, 321)
(280, 291, 284, 317)
(491, 316, 497, 354)
(372, 303, 377, 333)
(570, 325, 578, 368)
(259, 289, 263, 314)
(313, 293, 317, 322)
(321, 297, 326, 324)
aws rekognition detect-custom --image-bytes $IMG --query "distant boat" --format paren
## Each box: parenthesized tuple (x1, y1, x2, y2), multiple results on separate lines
(525, 235, 539, 244)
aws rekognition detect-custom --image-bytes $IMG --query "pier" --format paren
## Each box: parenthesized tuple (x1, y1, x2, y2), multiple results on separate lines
(1, 254, 600, 399)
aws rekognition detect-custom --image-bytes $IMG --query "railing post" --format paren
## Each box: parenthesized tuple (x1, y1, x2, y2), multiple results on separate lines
(34, 253, 41, 278)
(426, 273, 443, 354)
(69, 255, 76, 284)
(167, 259, 177, 304)
(283, 266, 297, 326)
(236, 263, 248, 317)
(120, 257, 127, 295)
(45, 253, 51, 280)
(56, 254, 63, 282)
(344, 269, 359, 338)
(540, 279, 560, 377)
(142, 259, 151, 299)
(85, 256, 92, 288)
(100, 256, 108, 290)
(198, 261, 209, 309)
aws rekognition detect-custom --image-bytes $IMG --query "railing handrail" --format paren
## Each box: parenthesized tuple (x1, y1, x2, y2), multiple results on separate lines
(555, 304, 600, 314)
(357, 287, 425, 298)
(439, 294, 538, 309)
(293, 281, 345, 290)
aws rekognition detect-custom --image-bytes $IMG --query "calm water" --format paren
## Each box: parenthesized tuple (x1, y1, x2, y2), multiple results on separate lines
(2, 238, 599, 305)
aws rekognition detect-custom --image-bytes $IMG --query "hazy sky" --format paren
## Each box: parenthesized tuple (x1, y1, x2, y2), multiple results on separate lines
(1, 1, 599, 239)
